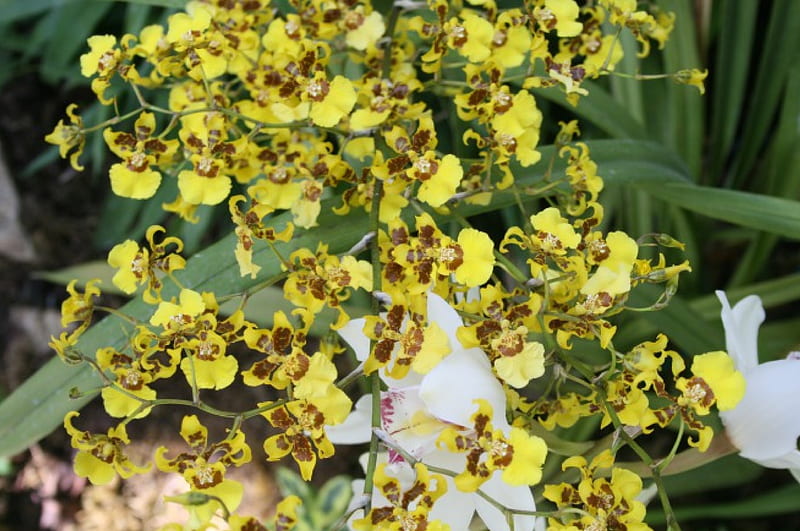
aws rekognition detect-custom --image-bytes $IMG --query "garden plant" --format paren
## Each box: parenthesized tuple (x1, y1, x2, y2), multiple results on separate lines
(1, 0, 799, 529)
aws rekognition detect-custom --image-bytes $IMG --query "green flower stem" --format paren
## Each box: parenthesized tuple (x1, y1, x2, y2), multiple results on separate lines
(595, 382, 682, 531)
(362, 176, 384, 508)
(94, 305, 141, 326)
(80, 107, 144, 135)
(78, 346, 285, 424)
(335, 364, 365, 390)
(362, 4, 402, 508)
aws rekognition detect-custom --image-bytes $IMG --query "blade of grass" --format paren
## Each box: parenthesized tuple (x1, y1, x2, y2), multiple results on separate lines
(609, 29, 644, 125)
(728, 0, 800, 188)
(727, 61, 800, 285)
(633, 181, 800, 240)
(658, 0, 704, 179)
(649, 483, 800, 524)
(707, 1, 757, 183)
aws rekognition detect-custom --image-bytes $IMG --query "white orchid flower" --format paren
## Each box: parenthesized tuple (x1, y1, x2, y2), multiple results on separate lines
(328, 293, 541, 531)
(716, 290, 800, 481)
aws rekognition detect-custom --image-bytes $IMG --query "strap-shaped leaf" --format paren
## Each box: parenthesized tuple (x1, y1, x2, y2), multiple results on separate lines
(632, 181, 800, 240)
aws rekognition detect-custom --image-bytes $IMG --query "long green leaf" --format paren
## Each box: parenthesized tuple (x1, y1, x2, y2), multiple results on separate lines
(658, 0, 704, 179)
(609, 29, 644, 124)
(649, 482, 800, 524)
(41, 1, 113, 83)
(729, 0, 800, 188)
(633, 182, 800, 240)
(707, 1, 757, 183)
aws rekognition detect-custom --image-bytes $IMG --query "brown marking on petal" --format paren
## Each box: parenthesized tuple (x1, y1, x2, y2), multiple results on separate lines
(382, 479, 401, 504)
(493, 91, 513, 114)
(450, 24, 468, 47)
(109, 352, 134, 366)
(312, 161, 328, 177)
(268, 407, 293, 429)
(416, 261, 433, 285)
(186, 429, 205, 447)
(411, 129, 431, 152)
(269, 166, 290, 183)
(589, 239, 610, 262)
(438, 244, 464, 271)
(371, 507, 394, 525)
(413, 158, 438, 181)
(373, 339, 395, 363)
(323, 8, 342, 23)
(394, 136, 410, 153)
(385, 262, 404, 283)
(386, 305, 405, 330)
(343, 10, 363, 30)
(279, 79, 299, 99)
(418, 225, 437, 248)
(285, 352, 310, 380)
(195, 157, 219, 178)
(496, 332, 524, 357)
(468, 88, 489, 106)
(144, 138, 168, 153)
(473, 412, 491, 434)
(135, 123, 153, 140)
(304, 182, 322, 201)
(403, 480, 426, 508)
(421, 22, 438, 37)
(273, 327, 293, 352)
(249, 359, 277, 381)
(652, 407, 674, 425)
(306, 79, 329, 102)
(685, 376, 715, 408)
(192, 465, 223, 489)
(257, 148, 278, 163)
(387, 154, 410, 174)
(309, 277, 327, 301)
(571, 65, 586, 82)
(239, 518, 268, 531)
(390, 227, 409, 246)
(299, 51, 317, 77)
(391, 84, 409, 99)
(401, 326, 424, 359)
(490, 439, 513, 467)
(211, 142, 235, 156)
(464, 448, 482, 474)
(91, 445, 116, 464)
(198, 339, 220, 361)
(506, 304, 532, 322)
(122, 369, 144, 391)
(114, 132, 137, 149)
(475, 320, 502, 341)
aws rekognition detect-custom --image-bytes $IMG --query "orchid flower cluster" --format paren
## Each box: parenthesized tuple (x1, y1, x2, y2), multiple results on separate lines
(45, 0, 732, 529)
